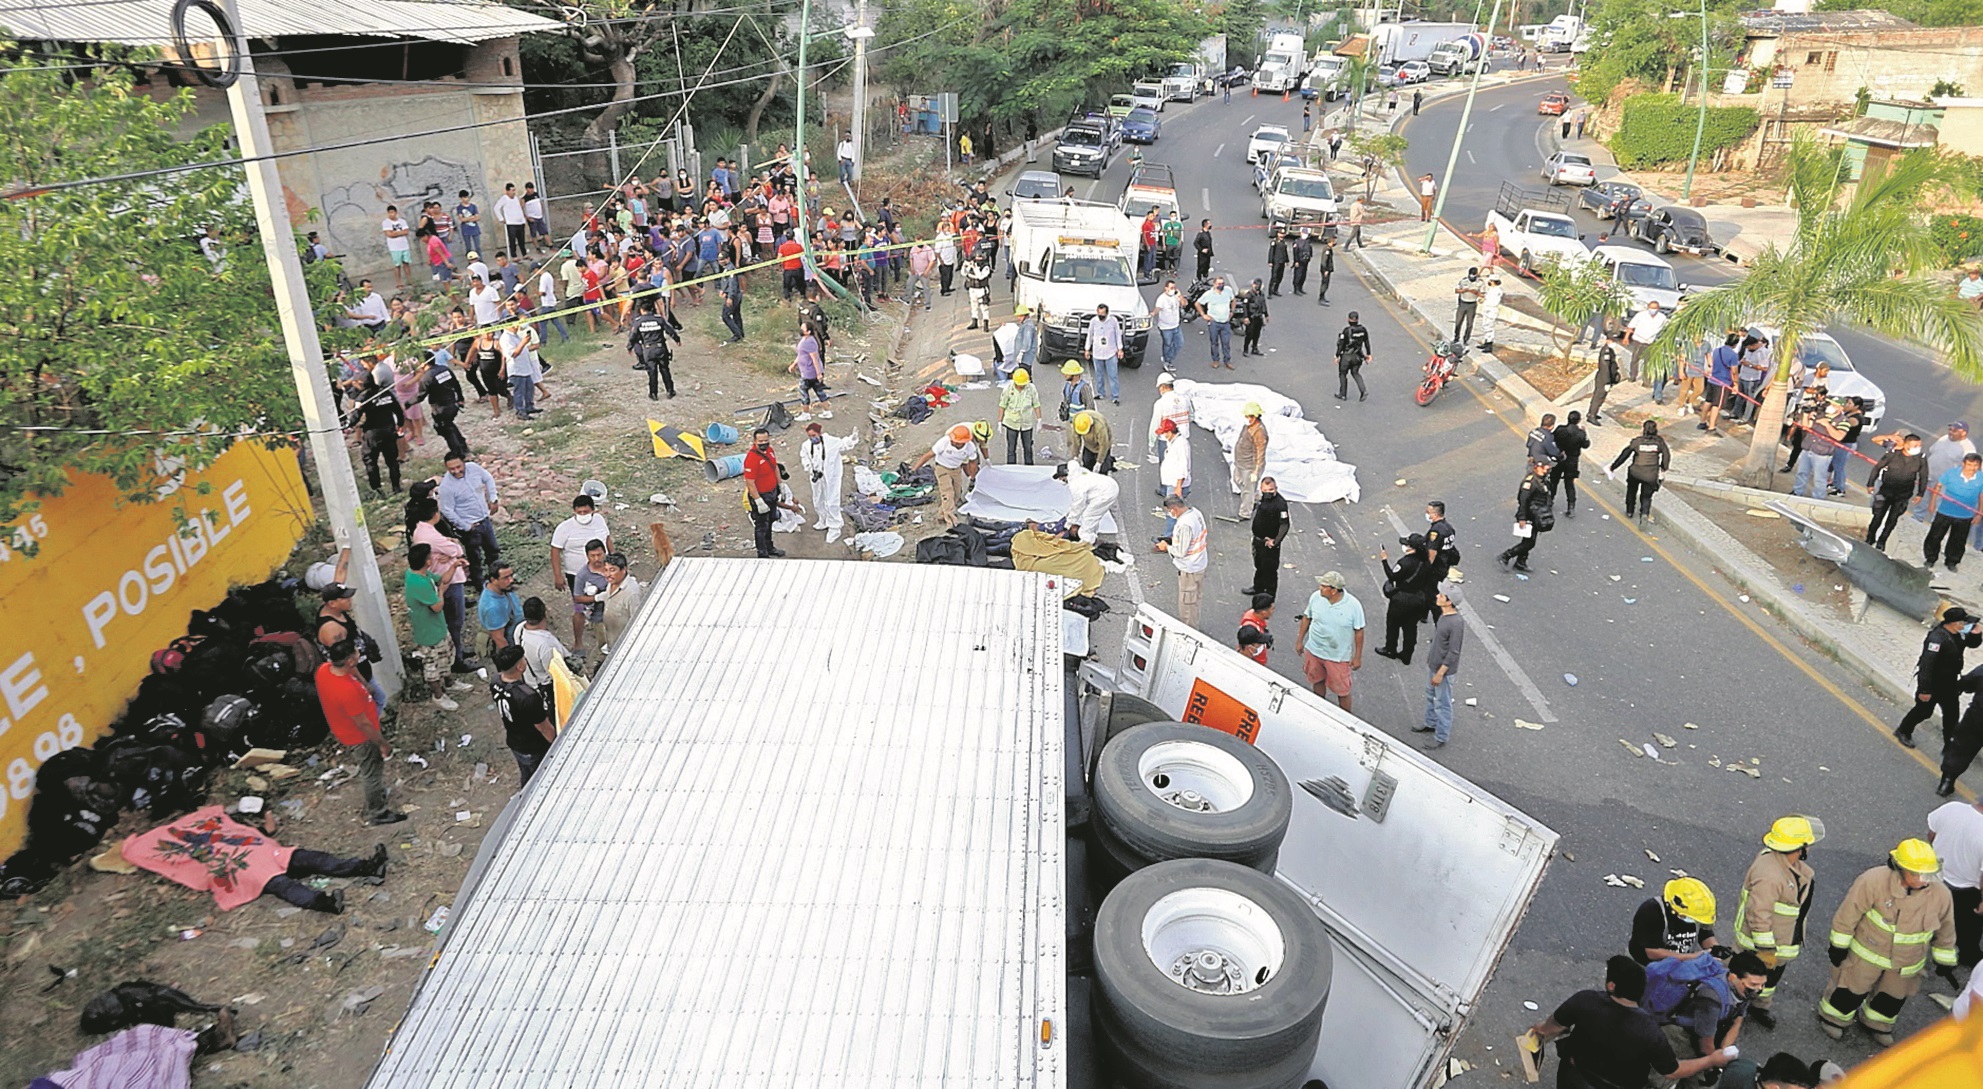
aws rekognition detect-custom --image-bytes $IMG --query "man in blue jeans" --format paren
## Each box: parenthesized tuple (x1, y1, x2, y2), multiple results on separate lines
(1926, 453, 1983, 571)
(1197, 275, 1236, 368)
(1084, 304, 1124, 404)
(1790, 409, 1843, 499)
(1414, 584, 1465, 749)
(1154, 281, 1184, 368)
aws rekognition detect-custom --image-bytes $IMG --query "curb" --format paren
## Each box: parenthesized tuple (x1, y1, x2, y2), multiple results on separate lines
(1349, 240, 1916, 708)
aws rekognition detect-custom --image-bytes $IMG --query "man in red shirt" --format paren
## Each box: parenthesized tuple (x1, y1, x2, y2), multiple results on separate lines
(743, 428, 793, 558)
(315, 642, 406, 826)
(1237, 594, 1275, 665)
(778, 237, 806, 301)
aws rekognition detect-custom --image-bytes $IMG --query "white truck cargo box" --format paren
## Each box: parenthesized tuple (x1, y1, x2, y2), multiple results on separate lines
(1099, 607, 1557, 1089)
(367, 559, 1068, 1089)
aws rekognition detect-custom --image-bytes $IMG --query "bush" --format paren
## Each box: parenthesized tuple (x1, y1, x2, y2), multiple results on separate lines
(1609, 93, 1760, 169)
(1932, 213, 1983, 266)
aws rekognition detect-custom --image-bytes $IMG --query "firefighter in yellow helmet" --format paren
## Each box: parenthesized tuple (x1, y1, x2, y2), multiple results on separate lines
(1818, 838, 1959, 1046)
(1731, 815, 1822, 1029)
(1631, 877, 1718, 965)
(1071, 409, 1114, 474)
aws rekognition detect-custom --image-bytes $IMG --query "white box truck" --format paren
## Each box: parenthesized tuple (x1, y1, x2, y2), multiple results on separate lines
(361, 560, 1554, 1089)
(1373, 20, 1476, 66)
(1542, 14, 1584, 52)
(1256, 29, 1308, 93)
(1010, 198, 1151, 367)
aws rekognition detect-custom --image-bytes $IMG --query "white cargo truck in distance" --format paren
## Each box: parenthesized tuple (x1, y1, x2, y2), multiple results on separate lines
(1307, 54, 1353, 100)
(1486, 180, 1590, 274)
(1542, 14, 1585, 52)
(362, 559, 1555, 1089)
(1011, 198, 1151, 367)
(1372, 20, 1476, 65)
(1255, 29, 1308, 93)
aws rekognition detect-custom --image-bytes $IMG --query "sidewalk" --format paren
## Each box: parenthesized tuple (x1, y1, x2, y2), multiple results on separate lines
(1336, 126, 1934, 706)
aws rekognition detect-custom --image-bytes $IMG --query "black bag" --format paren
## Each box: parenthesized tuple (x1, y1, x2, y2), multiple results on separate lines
(1381, 578, 1398, 598)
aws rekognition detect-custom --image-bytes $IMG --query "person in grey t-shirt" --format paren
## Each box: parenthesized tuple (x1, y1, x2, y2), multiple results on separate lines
(1415, 584, 1466, 749)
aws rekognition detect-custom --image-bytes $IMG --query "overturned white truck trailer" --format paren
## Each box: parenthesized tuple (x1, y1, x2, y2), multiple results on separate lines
(364, 559, 1554, 1089)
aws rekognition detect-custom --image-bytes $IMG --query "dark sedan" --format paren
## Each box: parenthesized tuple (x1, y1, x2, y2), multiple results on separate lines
(1578, 180, 1643, 219)
(1120, 107, 1162, 144)
(1631, 205, 1719, 256)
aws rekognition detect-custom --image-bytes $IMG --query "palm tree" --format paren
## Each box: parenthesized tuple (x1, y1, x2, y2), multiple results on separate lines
(1653, 137, 1983, 486)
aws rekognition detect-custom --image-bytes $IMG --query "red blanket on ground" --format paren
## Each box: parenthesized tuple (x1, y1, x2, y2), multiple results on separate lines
(122, 806, 294, 911)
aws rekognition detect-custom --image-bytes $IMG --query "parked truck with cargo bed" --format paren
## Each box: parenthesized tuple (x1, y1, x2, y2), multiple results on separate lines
(363, 559, 1555, 1089)
(1485, 180, 1590, 274)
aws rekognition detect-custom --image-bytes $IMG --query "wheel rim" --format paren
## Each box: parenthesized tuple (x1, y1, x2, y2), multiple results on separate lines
(1138, 739, 1256, 812)
(1142, 886, 1288, 995)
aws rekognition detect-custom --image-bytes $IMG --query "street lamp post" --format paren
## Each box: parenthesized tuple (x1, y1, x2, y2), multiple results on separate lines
(1680, 0, 1710, 201)
(1420, 0, 1505, 253)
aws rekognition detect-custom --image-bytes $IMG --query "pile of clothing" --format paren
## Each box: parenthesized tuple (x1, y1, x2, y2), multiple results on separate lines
(0, 579, 328, 898)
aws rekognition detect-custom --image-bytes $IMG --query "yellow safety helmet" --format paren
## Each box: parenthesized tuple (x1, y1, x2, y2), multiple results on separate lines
(1061, 360, 1084, 377)
(1763, 815, 1826, 852)
(1012, 368, 1030, 387)
(1892, 838, 1941, 875)
(1073, 411, 1094, 435)
(1664, 877, 1716, 926)
(1242, 401, 1265, 418)
(970, 420, 993, 443)
(1015, 304, 1031, 316)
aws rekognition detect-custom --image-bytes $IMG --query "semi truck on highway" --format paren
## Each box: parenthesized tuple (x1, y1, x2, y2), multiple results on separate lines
(1009, 198, 1151, 367)
(361, 560, 1556, 1089)
(1541, 14, 1585, 52)
(1371, 20, 1476, 66)
(1255, 29, 1308, 94)
(1307, 54, 1354, 100)
(1426, 33, 1489, 76)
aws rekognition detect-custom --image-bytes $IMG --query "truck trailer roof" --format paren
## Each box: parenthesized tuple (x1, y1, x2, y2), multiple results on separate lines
(366, 558, 1068, 1089)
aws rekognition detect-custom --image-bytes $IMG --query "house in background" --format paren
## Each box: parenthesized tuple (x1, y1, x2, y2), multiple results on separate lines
(0, 0, 564, 279)
(1738, 8, 1983, 110)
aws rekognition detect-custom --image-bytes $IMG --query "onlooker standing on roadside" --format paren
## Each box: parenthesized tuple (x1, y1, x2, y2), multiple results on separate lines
(494, 182, 528, 258)
(315, 641, 405, 826)
(1157, 494, 1209, 627)
(1233, 402, 1269, 517)
(1198, 275, 1236, 369)
(1865, 433, 1928, 551)
(1732, 334, 1771, 423)
(1920, 422, 1977, 522)
(1154, 281, 1184, 369)
(411, 501, 474, 672)
(1086, 303, 1125, 403)
(998, 368, 1042, 464)
(548, 494, 614, 593)
(1415, 584, 1464, 749)
(1925, 453, 1983, 571)
(490, 645, 554, 786)
(403, 544, 463, 712)
(1417, 173, 1437, 222)
(1624, 300, 1668, 385)
(1298, 570, 1365, 714)
(380, 205, 412, 291)
(478, 564, 524, 653)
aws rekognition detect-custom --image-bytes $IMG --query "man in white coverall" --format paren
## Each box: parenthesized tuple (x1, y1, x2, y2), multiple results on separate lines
(1056, 461, 1120, 544)
(799, 421, 857, 543)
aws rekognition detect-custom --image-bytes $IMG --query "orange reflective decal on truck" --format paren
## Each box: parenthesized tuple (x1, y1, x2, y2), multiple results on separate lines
(1182, 678, 1261, 744)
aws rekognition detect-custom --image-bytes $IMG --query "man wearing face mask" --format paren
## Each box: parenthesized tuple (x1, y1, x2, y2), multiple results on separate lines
(1242, 476, 1291, 600)
(1424, 500, 1461, 581)
(744, 429, 795, 558)
(1865, 433, 1929, 552)
(548, 495, 614, 593)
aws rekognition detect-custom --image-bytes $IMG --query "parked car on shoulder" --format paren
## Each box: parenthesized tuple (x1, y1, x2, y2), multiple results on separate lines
(1379, 60, 1431, 86)
(1245, 124, 1293, 164)
(1612, 199, 1655, 237)
(1216, 66, 1251, 88)
(1538, 92, 1569, 115)
(1752, 325, 1886, 428)
(1577, 180, 1643, 219)
(1589, 244, 1687, 315)
(1008, 169, 1062, 201)
(1541, 150, 1596, 186)
(1120, 107, 1162, 144)
(1631, 205, 1719, 256)
(1107, 94, 1137, 120)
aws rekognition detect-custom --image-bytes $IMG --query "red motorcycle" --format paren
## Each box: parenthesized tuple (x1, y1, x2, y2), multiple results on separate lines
(1415, 339, 1466, 406)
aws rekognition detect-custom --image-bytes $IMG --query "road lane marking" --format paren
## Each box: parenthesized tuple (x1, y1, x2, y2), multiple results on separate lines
(1214, 143, 1225, 158)
(1382, 505, 1558, 722)
(1467, 150, 1476, 164)
(1202, 188, 1212, 212)
(1488, 103, 1504, 112)
(1350, 260, 1968, 794)
(1244, 114, 1255, 125)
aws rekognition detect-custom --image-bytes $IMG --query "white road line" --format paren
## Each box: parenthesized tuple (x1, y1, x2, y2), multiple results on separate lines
(1214, 143, 1225, 158)
(1243, 114, 1255, 125)
(1382, 506, 1559, 723)
(1202, 187, 1212, 212)
(1466, 150, 1476, 164)
(1488, 103, 1504, 112)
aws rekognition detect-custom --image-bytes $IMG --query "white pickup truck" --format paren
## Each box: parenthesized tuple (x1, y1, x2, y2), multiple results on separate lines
(364, 560, 1556, 1089)
(1485, 181, 1590, 275)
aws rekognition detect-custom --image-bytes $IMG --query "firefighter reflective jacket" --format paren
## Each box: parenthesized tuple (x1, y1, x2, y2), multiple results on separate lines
(1734, 848, 1815, 960)
(1829, 865, 1957, 980)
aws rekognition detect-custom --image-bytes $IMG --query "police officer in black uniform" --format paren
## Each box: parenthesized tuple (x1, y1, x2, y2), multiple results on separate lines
(1334, 311, 1372, 402)
(1290, 229, 1314, 296)
(1193, 218, 1215, 280)
(1239, 278, 1269, 356)
(416, 350, 470, 461)
(1315, 236, 1336, 305)
(1266, 228, 1290, 296)
(627, 298, 683, 400)
(1550, 410, 1591, 518)
(1425, 500, 1461, 581)
(1587, 330, 1623, 425)
(1497, 458, 1555, 574)
(1896, 605, 1982, 750)
(1608, 419, 1671, 526)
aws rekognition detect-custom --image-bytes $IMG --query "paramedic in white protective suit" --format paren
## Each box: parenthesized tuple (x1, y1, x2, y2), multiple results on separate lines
(1056, 461, 1119, 545)
(799, 421, 857, 543)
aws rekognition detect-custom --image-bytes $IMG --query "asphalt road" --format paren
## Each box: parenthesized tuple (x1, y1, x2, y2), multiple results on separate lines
(1046, 88, 1959, 1077)
(1399, 75, 1983, 442)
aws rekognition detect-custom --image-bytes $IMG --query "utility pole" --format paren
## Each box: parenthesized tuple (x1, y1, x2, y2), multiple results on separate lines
(1681, 0, 1709, 201)
(216, 0, 402, 691)
(1421, 0, 1503, 253)
(850, 0, 869, 187)
(790, 0, 863, 309)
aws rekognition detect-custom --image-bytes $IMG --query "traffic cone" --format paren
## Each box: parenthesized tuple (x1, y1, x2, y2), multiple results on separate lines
(1281, 88, 1290, 102)
(1251, 84, 1258, 97)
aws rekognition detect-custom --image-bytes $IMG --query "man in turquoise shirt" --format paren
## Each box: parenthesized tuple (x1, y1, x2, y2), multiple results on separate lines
(1926, 453, 1983, 571)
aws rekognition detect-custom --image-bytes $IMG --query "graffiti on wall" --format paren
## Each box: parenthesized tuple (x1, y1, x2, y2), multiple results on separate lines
(320, 155, 480, 268)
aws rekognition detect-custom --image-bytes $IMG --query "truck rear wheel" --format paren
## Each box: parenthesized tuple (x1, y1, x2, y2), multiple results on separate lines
(1099, 1000, 1320, 1089)
(1094, 858, 1331, 1072)
(1092, 722, 1291, 872)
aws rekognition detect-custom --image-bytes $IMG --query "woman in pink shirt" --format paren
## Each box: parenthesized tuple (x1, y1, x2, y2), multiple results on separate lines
(412, 499, 472, 668)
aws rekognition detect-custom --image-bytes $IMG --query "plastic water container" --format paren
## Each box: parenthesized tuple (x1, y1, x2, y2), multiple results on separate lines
(705, 422, 740, 445)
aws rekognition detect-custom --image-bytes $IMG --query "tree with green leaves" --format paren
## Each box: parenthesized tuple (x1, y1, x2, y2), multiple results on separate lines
(1573, 0, 1743, 107)
(1652, 138, 1983, 485)
(1536, 256, 1633, 359)
(1345, 130, 1408, 201)
(0, 59, 349, 523)
(1816, 0, 1983, 28)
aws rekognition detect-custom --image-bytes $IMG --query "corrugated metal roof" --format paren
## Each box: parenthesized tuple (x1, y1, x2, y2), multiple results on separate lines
(367, 558, 1068, 1089)
(0, 0, 564, 46)
(1739, 9, 1917, 34)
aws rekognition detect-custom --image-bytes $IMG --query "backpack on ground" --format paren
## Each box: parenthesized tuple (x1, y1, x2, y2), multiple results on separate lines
(1642, 954, 1732, 1027)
